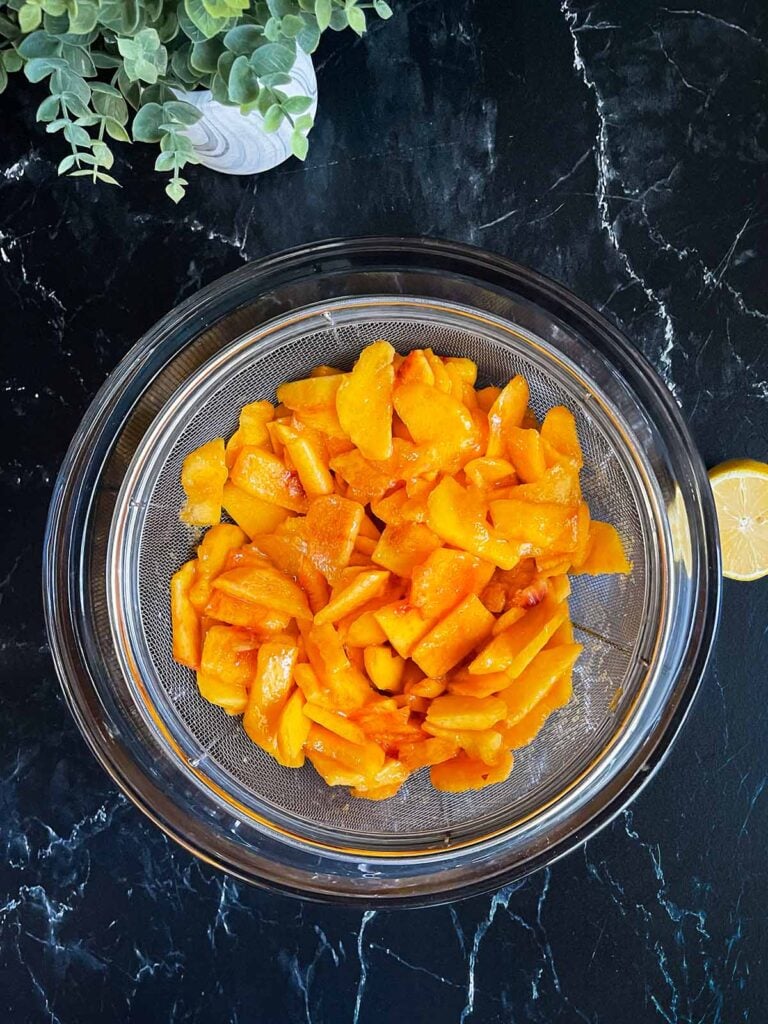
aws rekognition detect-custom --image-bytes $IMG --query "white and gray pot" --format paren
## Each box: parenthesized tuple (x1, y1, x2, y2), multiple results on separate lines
(175, 49, 318, 175)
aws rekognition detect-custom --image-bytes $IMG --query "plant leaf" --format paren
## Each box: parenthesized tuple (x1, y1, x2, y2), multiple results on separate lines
(290, 128, 307, 160)
(63, 120, 92, 146)
(0, 13, 21, 40)
(190, 36, 224, 71)
(165, 178, 186, 202)
(17, 30, 60, 59)
(67, 0, 98, 33)
(97, 0, 140, 34)
(280, 93, 311, 114)
(155, 150, 177, 171)
(90, 138, 114, 167)
(2, 50, 22, 74)
(210, 69, 228, 102)
(58, 153, 77, 173)
(259, 71, 290, 86)
(222, 23, 262, 55)
(163, 99, 201, 125)
(131, 100, 164, 142)
(92, 52, 122, 68)
(346, 4, 365, 35)
(296, 13, 319, 52)
(280, 13, 303, 36)
(249, 41, 294, 76)
(262, 16, 280, 41)
(24, 56, 68, 81)
(170, 45, 198, 84)
(51, 66, 91, 103)
(36, 93, 60, 120)
(104, 118, 131, 141)
(328, 6, 347, 30)
(60, 41, 96, 77)
(314, 0, 330, 32)
(19, 3, 43, 33)
(373, 0, 392, 19)
(117, 27, 168, 84)
(183, 0, 231, 40)
(261, 102, 282, 132)
(227, 52, 259, 104)
(92, 88, 128, 122)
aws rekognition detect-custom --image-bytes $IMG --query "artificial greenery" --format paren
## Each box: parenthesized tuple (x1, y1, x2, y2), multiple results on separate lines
(0, 0, 392, 200)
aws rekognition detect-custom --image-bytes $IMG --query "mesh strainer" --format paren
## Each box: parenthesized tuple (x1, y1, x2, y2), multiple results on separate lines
(44, 238, 720, 904)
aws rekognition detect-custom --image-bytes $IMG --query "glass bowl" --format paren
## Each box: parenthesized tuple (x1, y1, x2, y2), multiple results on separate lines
(43, 237, 721, 905)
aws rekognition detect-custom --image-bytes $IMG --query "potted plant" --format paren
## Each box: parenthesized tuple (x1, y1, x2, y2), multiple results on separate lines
(0, 0, 392, 200)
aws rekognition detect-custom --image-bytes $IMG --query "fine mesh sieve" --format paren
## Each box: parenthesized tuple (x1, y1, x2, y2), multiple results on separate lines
(107, 296, 662, 852)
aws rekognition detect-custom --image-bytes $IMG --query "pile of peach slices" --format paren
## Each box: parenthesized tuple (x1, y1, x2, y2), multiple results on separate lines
(170, 342, 630, 800)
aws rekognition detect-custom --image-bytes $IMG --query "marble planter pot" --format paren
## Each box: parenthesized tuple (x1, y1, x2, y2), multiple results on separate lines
(176, 49, 318, 175)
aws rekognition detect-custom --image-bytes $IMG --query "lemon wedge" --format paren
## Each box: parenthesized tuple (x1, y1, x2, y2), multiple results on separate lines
(708, 459, 768, 581)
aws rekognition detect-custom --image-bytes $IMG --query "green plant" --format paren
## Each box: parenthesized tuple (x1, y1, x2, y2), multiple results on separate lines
(0, 0, 393, 200)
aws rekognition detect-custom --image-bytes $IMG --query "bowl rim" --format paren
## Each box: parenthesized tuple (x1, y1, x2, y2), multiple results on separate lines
(42, 235, 721, 905)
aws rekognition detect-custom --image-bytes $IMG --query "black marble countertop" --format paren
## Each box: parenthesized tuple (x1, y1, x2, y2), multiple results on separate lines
(2, 0, 767, 1020)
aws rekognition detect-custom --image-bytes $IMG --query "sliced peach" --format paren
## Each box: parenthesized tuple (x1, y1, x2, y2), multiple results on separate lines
(276, 374, 345, 437)
(540, 405, 583, 469)
(411, 548, 495, 620)
(199, 624, 260, 715)
(363, 645, 406, 693)
(303, 704, 368, 745)
(231, 446, 308, 513)
(394, 382, 481, 467)
(305, 723, 385, 776)
(399, 736, 458, 770)
(314, 570, 390, 625)
(371, 522, 442, 577)
(504, 427, 547, 483)
(426, 477, 521, 570)
(253, 530, 329, 614)
(426, 694, 507, 731)
(307, 749, 367, 788)
(180, 438, 228, 526)
(404, 676, 447, 698)
(447, 669, 512, 698)
(469, 594, 568, 676)
(189, 523, 247, 611)
(302, 494, 365, 584)
(490, 498, 579, 552)
(170, 560, 201, 669)
(225, 400, 274, 465)
(423, 723, 504, 765)
(486, 375, 529, 458)
(412, 594, 495, 678)
(336, 340, 395, 461)
(344, 609, 388, 647)
(222, 481, 289, 539)
(275, 688, 311, 767)
(329, 449, 399, 505)
(396, 349, 435, 386)
(213, 566, 312, 620)
(475, 386, 501, 413)
(498, 643, 582, 724)
(204, 591, 291, 633)
(464, 457, 517, 492)
(272, 423, 334, 497)
(350, 758, 409, 801)
(430, 750, 513, 792)
(373, 601, 435, 658)
(574, 521, 631, 574)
